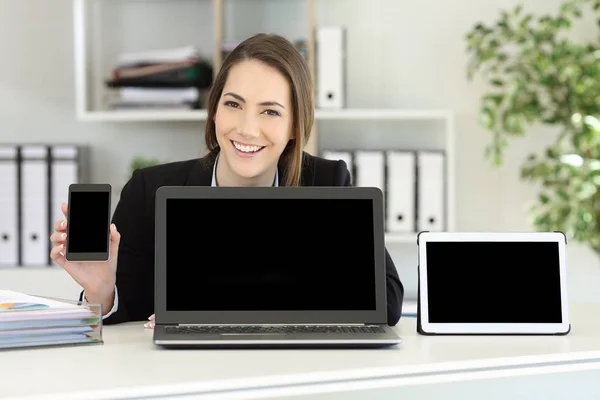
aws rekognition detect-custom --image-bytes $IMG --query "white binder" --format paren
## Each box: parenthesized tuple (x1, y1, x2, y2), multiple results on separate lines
(386, 151, 416, 233)
(417, 151, 445, 232)
(321, 150, 353, 183)
(50, 145, 79, 231)
(0, 145, 19, 266)
(21, 145, 50, 266)
(354, 151, 385, 192)
(316, 26, 345, 109)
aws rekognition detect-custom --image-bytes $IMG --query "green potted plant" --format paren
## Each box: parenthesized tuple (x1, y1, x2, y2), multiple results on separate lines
(114, 156, 163, 195)
(129, 155, 162, 177)
(466, 0, 600, 254)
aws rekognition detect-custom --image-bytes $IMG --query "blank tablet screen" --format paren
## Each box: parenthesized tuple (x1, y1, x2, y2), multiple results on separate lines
(425, 241, 563, 323)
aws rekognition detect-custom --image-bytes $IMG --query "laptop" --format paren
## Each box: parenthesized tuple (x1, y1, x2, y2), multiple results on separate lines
(152, 186, 402, 348)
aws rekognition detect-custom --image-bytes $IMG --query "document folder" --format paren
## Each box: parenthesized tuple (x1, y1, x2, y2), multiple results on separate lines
(0, 290, 103, 350)
(0, 145, 19, 267)
(20, 146, 50, 266)
(354, 151, 385, 192)
(417, 151, 446, 231)
(316, 26, 346, 109)
(386, 151, 416, 233)
(50, 145, 81, 237)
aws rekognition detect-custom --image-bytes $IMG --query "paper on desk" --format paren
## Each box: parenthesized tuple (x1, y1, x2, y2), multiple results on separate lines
(0, 336, 97, 349)
(0, 309, 95, 321)
(0, 317, 100, 331)
(0, 333, 89, 345)
(0, 290, 99, 329)
(0, 290, 81, 311)
(0, 326, 93, 337)
(0, 290, 103, 350)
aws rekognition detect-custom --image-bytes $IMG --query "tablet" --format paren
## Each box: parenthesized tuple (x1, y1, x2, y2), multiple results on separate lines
(417, 231, 570, 335)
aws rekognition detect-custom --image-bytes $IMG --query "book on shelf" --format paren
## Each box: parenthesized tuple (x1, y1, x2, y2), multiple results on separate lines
(105, 45, 213, 111)
(0, 290, 103, 350)
(116, 45, 201, 66)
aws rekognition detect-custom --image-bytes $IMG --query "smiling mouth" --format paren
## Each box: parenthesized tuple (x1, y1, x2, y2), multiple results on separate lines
(231, 140, 265, 154)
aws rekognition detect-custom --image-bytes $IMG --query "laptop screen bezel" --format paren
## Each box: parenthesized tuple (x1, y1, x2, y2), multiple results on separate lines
(154, 185, 388, 325)
(417, 231, 570, 335)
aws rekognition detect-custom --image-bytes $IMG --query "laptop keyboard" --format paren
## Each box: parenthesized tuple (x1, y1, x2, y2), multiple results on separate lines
(166, 325, 385, 334)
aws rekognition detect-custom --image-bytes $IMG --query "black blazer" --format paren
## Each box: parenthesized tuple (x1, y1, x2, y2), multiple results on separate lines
(95, 152, 404, 326)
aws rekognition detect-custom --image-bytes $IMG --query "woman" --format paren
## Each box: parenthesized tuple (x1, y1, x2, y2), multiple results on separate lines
(49, 33, 404, 327)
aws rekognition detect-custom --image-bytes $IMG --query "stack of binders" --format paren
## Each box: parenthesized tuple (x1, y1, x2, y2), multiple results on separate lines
(0, 144, 89, 268)
(322, 149, 446, 234)
(0, 290, 102, 350)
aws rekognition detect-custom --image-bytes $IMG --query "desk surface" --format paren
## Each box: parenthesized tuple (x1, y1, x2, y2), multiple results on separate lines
(3, 302, 600, 400)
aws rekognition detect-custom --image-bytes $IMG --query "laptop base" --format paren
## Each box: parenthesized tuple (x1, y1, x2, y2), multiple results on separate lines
(153, 325, 402, 349)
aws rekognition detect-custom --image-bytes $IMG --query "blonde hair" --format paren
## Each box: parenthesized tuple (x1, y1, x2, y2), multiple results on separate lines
(204, 33, 314, 186)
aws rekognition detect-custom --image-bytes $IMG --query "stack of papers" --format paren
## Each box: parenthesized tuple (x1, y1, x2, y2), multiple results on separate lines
(0, 290, 103, 350)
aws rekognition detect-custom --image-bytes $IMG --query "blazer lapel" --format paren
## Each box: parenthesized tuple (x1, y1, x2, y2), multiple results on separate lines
(185, 152, 216, 186)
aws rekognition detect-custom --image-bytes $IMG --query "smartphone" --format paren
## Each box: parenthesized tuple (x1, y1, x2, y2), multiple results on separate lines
(65, 184, 112, 262)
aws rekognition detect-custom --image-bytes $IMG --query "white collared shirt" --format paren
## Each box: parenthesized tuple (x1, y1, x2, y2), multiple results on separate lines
(211, 153, 279, 187)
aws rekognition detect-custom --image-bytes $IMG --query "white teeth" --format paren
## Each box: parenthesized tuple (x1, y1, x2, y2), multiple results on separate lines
(233, 141, 263, 153)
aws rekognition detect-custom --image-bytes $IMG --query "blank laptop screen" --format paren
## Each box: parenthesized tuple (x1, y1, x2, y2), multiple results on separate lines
(165, 198, 377, 311)
(425, 241, 563, 323)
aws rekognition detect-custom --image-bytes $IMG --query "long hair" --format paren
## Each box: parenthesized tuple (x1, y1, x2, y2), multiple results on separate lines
(204, 33, 314, 186)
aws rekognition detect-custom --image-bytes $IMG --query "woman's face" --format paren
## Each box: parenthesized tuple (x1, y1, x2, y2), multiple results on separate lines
(214, 59, 293, 184)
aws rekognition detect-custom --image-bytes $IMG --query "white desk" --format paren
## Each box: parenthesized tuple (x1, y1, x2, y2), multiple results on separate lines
(3, 302, 600, 400)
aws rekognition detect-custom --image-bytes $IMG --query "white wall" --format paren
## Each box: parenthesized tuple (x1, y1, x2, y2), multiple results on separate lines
(1, 0, 599, 303)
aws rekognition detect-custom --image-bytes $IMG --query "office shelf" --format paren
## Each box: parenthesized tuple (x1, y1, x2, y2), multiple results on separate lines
(385, 233, 417, 244)
(77, 108, 450, 123)
(315, 109, 452, 120)
(78, 109, 208, 122)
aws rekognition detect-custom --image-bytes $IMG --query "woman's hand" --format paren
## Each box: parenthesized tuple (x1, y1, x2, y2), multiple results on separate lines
(50, 202, 121, 314)
(145, 314, 155, 329)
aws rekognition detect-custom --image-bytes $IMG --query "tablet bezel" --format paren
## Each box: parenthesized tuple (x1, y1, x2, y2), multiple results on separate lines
(418, 231, 570, 335)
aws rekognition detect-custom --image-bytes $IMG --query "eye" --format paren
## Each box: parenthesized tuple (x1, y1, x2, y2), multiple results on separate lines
(224, 101, 240, 108)
(262, 109, 281, 117)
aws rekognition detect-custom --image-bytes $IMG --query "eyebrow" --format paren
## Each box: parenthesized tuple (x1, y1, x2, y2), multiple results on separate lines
(223, 92, 285, 109)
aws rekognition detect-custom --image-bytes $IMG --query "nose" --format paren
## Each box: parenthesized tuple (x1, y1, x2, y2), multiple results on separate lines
(239, 113, 260, 139)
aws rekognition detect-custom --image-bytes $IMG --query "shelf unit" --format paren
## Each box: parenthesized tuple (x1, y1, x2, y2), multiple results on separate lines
(73, 0, 320, 151)
(385, 233, 418, 245)
(76, 108, 452, 122)
(72, 1, 316, 112)
(75, 109, 450, 122)
(71, 0, 456, 243)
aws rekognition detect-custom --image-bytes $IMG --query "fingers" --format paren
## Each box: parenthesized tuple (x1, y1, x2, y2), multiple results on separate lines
(110, 224, 120, 243)
(54, 219, 67, 232)
(53, 203, 69, 232)
(50, 244, 78, 279)
(50, 243, 66, 267)
(50, 230, 67, 246)
(50, 204, 69, 263)
(144, 314, 155, 329)
(110, 224, 121, 257)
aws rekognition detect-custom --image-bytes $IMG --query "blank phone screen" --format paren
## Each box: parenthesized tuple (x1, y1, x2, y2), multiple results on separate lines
(67, 191, 110, 253)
